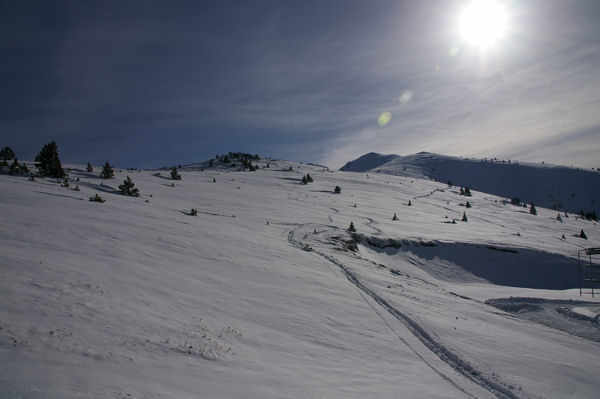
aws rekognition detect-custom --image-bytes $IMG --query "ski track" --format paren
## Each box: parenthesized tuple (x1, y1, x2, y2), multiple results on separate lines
(287, 226, 524, 399)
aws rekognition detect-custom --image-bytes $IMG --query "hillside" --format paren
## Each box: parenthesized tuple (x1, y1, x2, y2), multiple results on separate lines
(341, 152, 600, 216)
(1, 158, 600, 398)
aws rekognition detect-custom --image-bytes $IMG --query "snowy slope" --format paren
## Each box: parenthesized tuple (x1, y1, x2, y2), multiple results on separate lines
(1, 160, 600, 398)
(340, 152, 600, 215)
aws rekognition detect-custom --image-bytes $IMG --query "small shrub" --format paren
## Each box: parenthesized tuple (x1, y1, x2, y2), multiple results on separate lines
(89, 194, 105, 203)
(118, 176, 139, 196)
(171, 166, 182, 180)
(529, 203, 537, 215)
(334, 185, 341, 194)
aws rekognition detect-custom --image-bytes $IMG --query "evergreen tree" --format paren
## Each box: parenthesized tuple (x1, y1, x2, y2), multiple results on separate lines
(0, 146, 15, 161)
(171, 166, 182, 180)
(35, 141, 65, 178)
(100, 161, 114, 179)
(464, 187, 472, 196)
(118, 176, 139, 196)
(301, 175, 308, 184)
(392, 213, 398, 221)
(86, 162, 93, 172)
(556, 213, 562, 222)
(408, 200, 412, 206)
(580, 229, 587, 239)
(529, 203, 537, 215)
(8, 159, 20, 175)
(462, 211, 468, 222)
(348, 222, 356, 232)
(306, 173, 313, 182)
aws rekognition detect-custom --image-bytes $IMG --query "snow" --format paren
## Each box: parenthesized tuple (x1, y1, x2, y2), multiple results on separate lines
(1, 159, 599, 398)
(340, 151, 600, 215)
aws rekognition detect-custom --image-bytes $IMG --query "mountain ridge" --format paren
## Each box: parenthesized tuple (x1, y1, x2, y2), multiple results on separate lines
(341, 152, 600, 215)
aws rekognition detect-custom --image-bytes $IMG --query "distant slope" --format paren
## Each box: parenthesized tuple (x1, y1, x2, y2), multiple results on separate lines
(341, 152, 600, 215)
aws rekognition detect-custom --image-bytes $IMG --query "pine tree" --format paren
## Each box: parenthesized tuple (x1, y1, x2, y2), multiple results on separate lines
(306, 173, 313, 182)
(464, 187, 472, 196)
(408, 200, 412, 206)
(35, 141, 65, 178)
(86, 162, 93, 172)
(392, 213, 398, 220)
(348, 222, 356, 232)
(301, 175, 308, 184)
(462, 211, 468, 222)
(118, 176, 139, 196)
(171, 166, 182, 180)
(580, 229, 587, 239)
(529, 203, 537, 215)
(0, 146, 15, 161)
(100, 161, 114, 179)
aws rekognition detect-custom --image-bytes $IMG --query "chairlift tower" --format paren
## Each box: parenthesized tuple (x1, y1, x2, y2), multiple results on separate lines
(578, 247, 600, 297)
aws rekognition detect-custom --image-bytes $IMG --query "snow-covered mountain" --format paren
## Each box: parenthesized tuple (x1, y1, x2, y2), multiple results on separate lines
(341, 152, 600, 215)
(1, 157, 599, 398)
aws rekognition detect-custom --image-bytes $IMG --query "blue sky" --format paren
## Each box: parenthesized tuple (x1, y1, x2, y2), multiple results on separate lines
(1, 0, 599, 169)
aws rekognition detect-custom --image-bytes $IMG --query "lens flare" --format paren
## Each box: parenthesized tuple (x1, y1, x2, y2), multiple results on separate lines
(377, 112, 392, 126)
(399, 90, 413, 104)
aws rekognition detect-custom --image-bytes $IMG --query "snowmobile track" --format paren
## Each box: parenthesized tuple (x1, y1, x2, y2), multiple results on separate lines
(288, 226, 524, 399)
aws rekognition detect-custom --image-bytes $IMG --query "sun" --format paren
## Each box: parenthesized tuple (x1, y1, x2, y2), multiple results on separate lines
(459, 0, 508, 48)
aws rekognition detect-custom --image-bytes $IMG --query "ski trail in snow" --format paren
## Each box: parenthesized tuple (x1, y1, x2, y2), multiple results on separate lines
(287, 227, 524, 399)
(364, 217, 383, 234)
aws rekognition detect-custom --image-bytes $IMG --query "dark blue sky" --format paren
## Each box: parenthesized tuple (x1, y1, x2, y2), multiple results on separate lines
(2, 0, 599, 169)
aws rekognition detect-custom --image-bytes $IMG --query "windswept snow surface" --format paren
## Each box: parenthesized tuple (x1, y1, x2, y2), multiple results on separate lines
(340, 152, 600, 215)
(1, 160, 599, 398)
